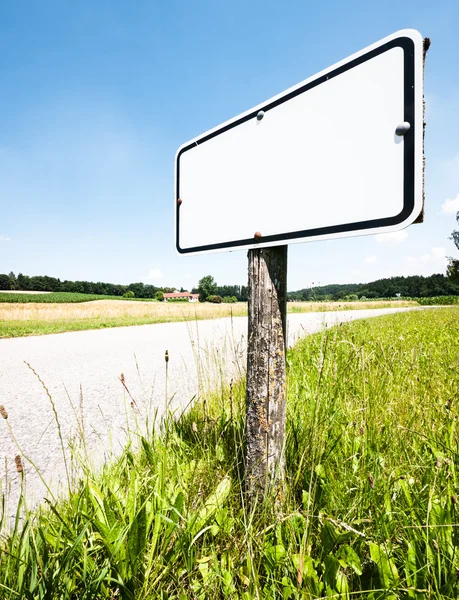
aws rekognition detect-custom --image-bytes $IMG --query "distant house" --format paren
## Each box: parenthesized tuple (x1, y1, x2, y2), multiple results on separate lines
(163, 291, 199, 302)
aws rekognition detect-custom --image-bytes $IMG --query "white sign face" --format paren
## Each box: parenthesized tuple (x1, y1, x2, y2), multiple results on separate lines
(175, 29, 424, 254)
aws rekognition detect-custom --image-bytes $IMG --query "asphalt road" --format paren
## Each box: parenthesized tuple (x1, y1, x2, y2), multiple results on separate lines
(0, 307, 417, 520)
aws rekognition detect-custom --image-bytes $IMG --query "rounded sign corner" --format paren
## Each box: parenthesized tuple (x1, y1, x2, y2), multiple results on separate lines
(392, 28, 423, 44)
(175, 144, 188, 165)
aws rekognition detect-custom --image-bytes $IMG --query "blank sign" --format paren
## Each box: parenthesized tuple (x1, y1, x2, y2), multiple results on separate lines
(175, 29, 423, 254)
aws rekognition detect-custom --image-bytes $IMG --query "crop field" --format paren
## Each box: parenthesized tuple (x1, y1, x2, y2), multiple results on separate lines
(0, 297, 419, 338)
(417, 295, 459, 305)
(0, 291, 157, 303)
(1, 307, 458, 598)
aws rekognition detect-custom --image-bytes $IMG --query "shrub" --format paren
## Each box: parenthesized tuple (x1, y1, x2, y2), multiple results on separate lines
(123, 290, 135, 299)
(222, 296, 238, 303)
(207, 295, 222, 304)
(155, 291, 164, 301)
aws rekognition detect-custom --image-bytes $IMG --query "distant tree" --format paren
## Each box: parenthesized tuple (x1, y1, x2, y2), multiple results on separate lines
(217, 284, 242, 299)
(8, 272, 17, 290)
(197, 275, 217, 302)
(0, 274, 10, 290)
(123, 290, 135, 299)
(447, 260, 459, 282)
(17, 273, 30, 290)
(240, 285, 249, 302)
(43, 275, 61, 292)
(451, 211, 459, 249)
(143, 285, 159, 299)
(128, 282, 145, 298)
(447, 211, 459, 283)
(155, 290, 164, 301)
(29, 276, 46, 291)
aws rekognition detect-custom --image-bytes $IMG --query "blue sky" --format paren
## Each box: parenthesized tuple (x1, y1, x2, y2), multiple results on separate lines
(1, 0, 458, 291)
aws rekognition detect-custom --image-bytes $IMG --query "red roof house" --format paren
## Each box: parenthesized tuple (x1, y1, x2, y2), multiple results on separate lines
(163, 292, 199, 302)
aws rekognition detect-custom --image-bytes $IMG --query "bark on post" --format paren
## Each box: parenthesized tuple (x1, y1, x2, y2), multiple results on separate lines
(245, 245, 288, 500)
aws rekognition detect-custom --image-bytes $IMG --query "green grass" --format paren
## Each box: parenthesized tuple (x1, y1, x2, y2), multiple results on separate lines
(0, 292, 158, 303)
(1, 307, 459, 598)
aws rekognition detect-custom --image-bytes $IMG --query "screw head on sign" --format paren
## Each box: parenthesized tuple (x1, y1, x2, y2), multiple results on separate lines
(177, 198, 183, 206)
(256, 111, 264, 121)
(254, 232, 262, 239)
(395, 122, 411, 136)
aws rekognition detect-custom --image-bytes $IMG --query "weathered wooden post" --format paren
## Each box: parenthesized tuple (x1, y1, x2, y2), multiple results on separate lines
(245, 245, 288, 499)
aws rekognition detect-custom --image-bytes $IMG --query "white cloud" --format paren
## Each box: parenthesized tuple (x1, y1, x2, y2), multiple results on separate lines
(0, 235, 11, 242)
(364, 255, 377, 264)
(442, 194, 459, 214)
(407, 247, 447, 269)
(375, 230, 409, 244)
(431, 246, 446, 259)
(143, 268, 163, 281)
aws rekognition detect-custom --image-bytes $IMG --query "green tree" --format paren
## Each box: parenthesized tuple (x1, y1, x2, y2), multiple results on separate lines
(197, 275, 217, 302)
(17, 273, 30, 290)
(8, 272, 17, 290)
(451, 211, 459, 248)
(447, 260, 459, 282)
(447, 211, 459, 283)
(155, 290, 164, 301)
(127, 282, 145, 298)
(0, 274, 10, 290)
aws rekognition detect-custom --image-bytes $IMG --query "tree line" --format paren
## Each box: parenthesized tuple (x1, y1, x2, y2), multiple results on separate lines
(288, 273, 459, 301)
(1, 271, 457, 301)
(0, 272, 171, 298)
(0, 272, 250, 301)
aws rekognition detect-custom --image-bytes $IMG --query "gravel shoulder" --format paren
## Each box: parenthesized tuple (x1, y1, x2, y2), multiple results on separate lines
(0, 306, 419, 521)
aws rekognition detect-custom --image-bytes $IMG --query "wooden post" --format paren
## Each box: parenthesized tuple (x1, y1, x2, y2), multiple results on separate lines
(245, 245, 288, 500)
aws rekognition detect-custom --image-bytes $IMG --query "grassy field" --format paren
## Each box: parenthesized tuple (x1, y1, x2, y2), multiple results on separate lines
(1, 307, 458, 598)
(0, 298, 419, 338)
